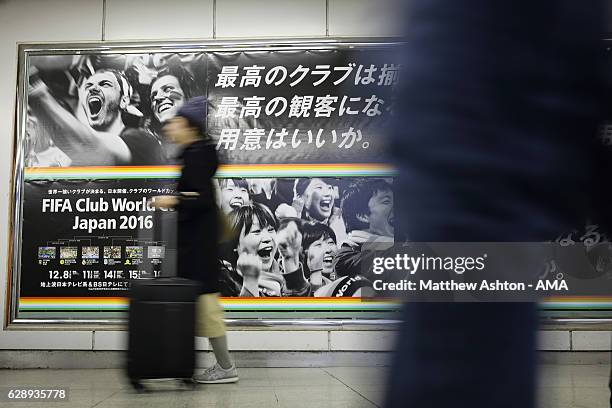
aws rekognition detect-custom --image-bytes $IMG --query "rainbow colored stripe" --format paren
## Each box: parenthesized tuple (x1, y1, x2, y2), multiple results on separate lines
(539, 297, 612, 309)
(17, 297, 399, 311)
(17, 296, 612, 312)
(24, 164, 396, 180)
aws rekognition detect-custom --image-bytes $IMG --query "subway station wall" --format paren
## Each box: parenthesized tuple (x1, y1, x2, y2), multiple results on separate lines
(0, 0, 403, 348)
(2, 1, 611, 352)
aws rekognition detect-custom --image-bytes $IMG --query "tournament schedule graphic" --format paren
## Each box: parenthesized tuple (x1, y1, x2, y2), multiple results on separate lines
(20, 179, 176, 297)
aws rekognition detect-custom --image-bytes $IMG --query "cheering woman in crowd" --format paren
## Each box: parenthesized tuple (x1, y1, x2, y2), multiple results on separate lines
(276, 178, 347, 244)
(300, 222, 338, 291)
(218, 204, 313, 297)
(215, 179, 252, 214)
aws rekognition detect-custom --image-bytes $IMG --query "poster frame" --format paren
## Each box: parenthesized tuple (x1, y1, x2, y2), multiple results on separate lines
(9, 38, 611, 328)
(7, 37, 403, 328)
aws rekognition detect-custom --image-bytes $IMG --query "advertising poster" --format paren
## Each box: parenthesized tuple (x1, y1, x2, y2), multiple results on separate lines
(14, 43, 400, 320)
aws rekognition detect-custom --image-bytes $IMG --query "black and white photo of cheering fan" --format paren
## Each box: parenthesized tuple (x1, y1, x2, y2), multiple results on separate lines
(215, 178, 252, 214)
(334, 179, 394, 281)
(276, 178, 347, 244)
(300, 221, 339, 291)
(218, 203, 284, 297)
(146, 63, 197, 160)
(27, 67, 164, 166)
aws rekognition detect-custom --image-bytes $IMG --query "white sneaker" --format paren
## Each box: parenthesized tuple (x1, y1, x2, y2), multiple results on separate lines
(193, 363, 239, 384)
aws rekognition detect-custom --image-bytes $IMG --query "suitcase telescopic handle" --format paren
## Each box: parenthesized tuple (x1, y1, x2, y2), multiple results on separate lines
(148, 208, 178, 279)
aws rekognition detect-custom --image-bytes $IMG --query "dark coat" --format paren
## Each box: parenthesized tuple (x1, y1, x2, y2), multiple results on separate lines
(386, 1, 608, 408)
(175, 139, 219, 294)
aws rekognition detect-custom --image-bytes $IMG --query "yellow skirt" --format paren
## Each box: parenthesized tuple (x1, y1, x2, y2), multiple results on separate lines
(196, 293, 226, 338)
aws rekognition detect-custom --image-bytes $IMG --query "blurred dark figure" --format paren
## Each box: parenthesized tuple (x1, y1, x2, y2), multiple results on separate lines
(153, 96, 238, 384)
(386, 1, 609, 407)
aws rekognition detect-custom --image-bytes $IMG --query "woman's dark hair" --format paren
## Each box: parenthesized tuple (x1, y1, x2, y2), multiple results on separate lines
(153, 63, 195, 102)
(294, 177, 336, 197)
(301, 221, 337, 250)
(218, 178, 249, 190)
(219, 203, 278, 266)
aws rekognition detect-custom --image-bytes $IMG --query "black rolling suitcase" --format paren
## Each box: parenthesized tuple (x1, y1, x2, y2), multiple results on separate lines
(127, 209, 200, 390)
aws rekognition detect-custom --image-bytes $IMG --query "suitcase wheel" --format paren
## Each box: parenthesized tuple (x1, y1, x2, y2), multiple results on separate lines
(130, 379, 146, 392)
(182, 379, 196, 389)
